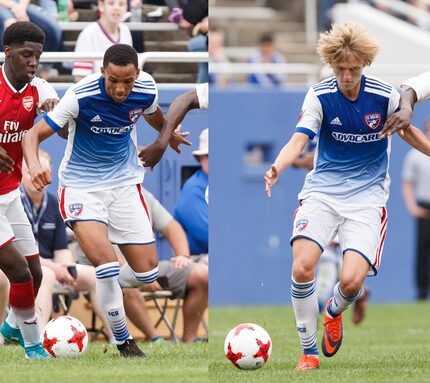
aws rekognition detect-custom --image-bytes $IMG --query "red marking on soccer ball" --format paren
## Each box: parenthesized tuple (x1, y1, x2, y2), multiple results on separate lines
(253, 339, 271, 362)
(226, 342, 243, 368)
(234, 323, 254, 336)
(43, 331, 58, 358)
(68, 325, 87, 352)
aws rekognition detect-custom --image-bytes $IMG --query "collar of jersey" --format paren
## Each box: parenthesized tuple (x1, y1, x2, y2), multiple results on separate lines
(1, 65, 29, 95)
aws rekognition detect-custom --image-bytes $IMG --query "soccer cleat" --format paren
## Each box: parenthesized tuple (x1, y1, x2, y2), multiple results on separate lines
(25, 343, 51, 359)
(322, 298, 343, 357)
(294, 355, 320, 371)
(117, 339, 149, 358)
(0, 321, 24, 347)
(352, 287, 370, 325)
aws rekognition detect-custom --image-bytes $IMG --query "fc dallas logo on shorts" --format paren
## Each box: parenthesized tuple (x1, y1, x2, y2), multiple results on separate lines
(364, 113, 381, 130)
(22, 96, 34, 112)
(295, 219, 308, 232)
(68, 203, 83, 217)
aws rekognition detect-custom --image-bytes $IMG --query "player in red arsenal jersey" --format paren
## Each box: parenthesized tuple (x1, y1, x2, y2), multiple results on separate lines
(0, 22, 58, 359)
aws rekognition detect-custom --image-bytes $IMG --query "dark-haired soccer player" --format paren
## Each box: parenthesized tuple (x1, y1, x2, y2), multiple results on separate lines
(23, 44, 190, 358)
(0, 21, 58, 359)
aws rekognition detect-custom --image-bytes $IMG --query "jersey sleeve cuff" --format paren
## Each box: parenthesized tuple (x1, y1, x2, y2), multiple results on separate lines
(42, 113, 60, 132)
(295, 127, 316, 139)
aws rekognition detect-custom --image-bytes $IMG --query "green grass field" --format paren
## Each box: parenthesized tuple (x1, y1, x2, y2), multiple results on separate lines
(209, 303, 430, 383)
(0, 341, 208, 383)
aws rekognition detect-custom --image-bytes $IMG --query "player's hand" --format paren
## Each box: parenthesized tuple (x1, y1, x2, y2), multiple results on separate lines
(169, 124, 192, 154)
(380, 109, 412, 138)
(264, 164, 279, 198)
(143, 281, 163, 292)
(0, 146, 14, 174)
(29, 163, 52, 191)
(138, 142, 167, 171)
(171, 255, 192, 269)
(38, 98, 58, 113)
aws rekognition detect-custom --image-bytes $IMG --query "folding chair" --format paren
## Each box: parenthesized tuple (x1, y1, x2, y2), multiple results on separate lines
(142, 290, 180, 343)
(52, 283, 75, 315)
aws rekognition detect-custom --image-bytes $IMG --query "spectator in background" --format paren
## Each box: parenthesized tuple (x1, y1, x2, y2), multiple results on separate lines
(174, 129, 208, 255)
(0, 0, 62, 52)
(19, 150, 114, 335)
(139, 188, 207, 342)
(208, 29, 231, 86)
(248, 33, 286, 87)
(72, 0, 133, 82)
(173, 0, 208, 83)
(402, 119, 430, 300)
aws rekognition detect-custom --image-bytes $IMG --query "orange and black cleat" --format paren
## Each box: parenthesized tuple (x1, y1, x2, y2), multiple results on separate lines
(322, 298, 343, 357)
(294, 354, 320, 371)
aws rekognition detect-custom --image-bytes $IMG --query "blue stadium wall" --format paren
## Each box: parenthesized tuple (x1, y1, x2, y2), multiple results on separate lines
(41, 85, 207, 261)
(210, 86, 430, 305)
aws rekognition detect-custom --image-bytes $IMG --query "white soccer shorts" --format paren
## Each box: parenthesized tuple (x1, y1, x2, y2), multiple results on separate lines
(0, 189, 39, 256)
(291, 197, 387, 276)
(58, 184, 155, 245)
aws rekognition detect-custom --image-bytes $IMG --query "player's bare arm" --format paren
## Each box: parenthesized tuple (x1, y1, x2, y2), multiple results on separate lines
(165, 89, 200, 129)
(140, 107, 191, 169)
(381, 87, 417, 138)
(22, 119, 56, 191)
(264, 132, 309, 198)
(0, 146, 14, 174)
(399, 124, 430, 156)
(144, 105, 191, 153)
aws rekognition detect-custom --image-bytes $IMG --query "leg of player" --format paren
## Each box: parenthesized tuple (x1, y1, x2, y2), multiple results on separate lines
(0, 243, 49, 359)
(322, 250, 369, 357)
(71, 221, 147, 358)
(291, 238, 322, 371)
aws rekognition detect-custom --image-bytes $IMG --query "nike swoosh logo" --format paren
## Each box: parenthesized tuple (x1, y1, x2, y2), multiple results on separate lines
(323, 334, 338, 355)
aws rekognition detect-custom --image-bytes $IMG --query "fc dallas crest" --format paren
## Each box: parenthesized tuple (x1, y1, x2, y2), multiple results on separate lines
(364, 112, 381, 130)
(22, 96, 34, 112)
(129, 108, 143, 123)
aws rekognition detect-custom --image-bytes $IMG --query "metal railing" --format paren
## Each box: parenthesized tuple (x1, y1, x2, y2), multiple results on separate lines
(59, 21, 178, 31)
(210, 62, 320, 85)
(0, 51, 208, 70)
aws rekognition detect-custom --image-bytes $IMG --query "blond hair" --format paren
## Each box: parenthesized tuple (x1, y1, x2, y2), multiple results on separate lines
(316, 21, 379, 67)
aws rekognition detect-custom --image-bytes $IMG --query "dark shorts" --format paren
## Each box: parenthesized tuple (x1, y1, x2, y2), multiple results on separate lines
(158, 255, 208, 299)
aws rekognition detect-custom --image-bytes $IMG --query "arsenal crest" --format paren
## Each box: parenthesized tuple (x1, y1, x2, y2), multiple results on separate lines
(68, 203, 83, 217)
(295, 219, 308, 232)
(23, 96, 34, 112)
(364, 113, 381, 130)
(129, 108, 143, 123)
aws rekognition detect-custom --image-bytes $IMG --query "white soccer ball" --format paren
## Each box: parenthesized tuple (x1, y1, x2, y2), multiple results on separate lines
(42, 315, 88, 358)
(224, 323, 272, 370)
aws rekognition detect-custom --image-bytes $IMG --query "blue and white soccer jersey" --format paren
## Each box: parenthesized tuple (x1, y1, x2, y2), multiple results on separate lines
(43, 72, 158, 244)
(291, 75, 398, 275)
(0, 189, 39, 256)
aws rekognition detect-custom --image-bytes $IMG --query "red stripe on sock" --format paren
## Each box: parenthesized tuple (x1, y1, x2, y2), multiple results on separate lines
(9, 279, 35, 310)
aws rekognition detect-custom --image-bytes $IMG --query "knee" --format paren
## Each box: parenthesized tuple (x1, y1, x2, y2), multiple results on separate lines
(339, 276, 363, 297)
(5, 258, 32, 283)
(41, 266, 57, 289)
(292, 257, 316, 282)
(187, 264, 208, 289)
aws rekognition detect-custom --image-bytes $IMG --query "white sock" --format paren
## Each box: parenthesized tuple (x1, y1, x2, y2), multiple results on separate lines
(95, 262, 130, 345)
(291, 278, 319, 355)
(119, 263, 159, 288)
(327, 282, 363, 317)
(4, 308, 18, 329)
(13, 307, 41, 347)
